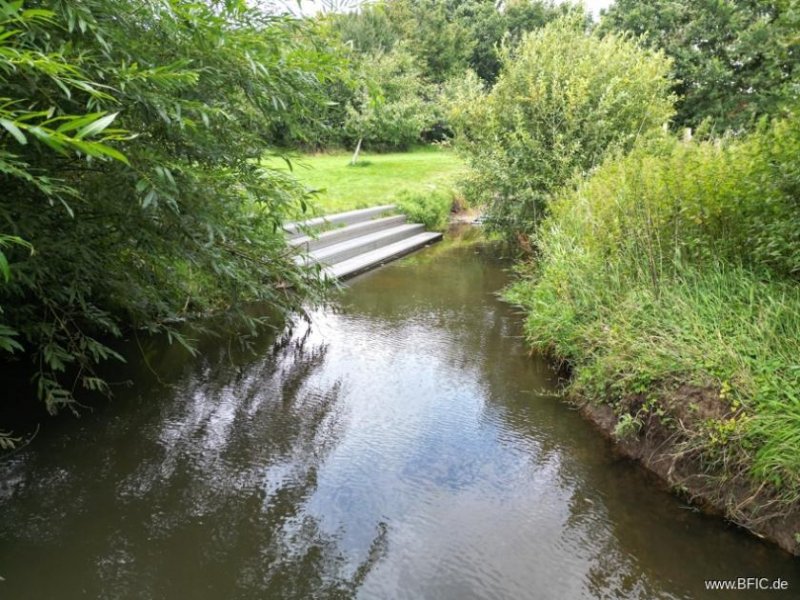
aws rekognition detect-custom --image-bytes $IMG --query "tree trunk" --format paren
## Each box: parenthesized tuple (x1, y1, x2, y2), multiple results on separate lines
(350, 137, 363, 166)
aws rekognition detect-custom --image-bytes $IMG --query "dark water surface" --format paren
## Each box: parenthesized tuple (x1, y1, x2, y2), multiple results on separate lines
(1, 230, 798, 599)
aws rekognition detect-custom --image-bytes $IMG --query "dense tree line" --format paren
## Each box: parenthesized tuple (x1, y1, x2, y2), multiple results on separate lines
(303, 0, 800, 152)
(285, 0, 575, 151)
(600, 0, 800, 131)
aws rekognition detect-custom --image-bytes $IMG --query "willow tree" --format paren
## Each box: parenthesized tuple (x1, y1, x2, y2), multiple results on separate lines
(452, 16, 676, 242)
(0, 0, 340, 419)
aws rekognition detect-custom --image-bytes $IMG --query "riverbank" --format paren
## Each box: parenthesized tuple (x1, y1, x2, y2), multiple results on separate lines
(508, 268, 800, 555)
(582, 398, 800, 556)
(507, 254, 800, 558)
(503, 128, 800, 556)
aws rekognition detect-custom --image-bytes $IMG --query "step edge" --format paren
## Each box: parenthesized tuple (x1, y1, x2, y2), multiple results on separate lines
(284, 204, 397, 233)
(325, 232, 443, 279)
(289, 215, 407, 249)
(309, 223, 426, 262)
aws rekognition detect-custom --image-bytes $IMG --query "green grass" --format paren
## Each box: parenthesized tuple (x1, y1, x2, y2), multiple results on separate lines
(267, 146, 465, 214)
(498, 124, 800, 544)
(506, 260, 800, 531)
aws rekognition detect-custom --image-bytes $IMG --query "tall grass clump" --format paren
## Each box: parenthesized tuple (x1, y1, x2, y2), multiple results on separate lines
(506, 110, 800, 534)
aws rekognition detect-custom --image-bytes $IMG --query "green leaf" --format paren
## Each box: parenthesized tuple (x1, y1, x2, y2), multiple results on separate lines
(76, 112, 119, 139)
(27, 126, 67, 154)
(55, 112, 105, 134)
(0, 28, 22, 43)
(0, 118, 26, 145)
(0, 324, 22, 353)
(0, 249, 9, 282)
(142, 189, 157, 208)
(20, 8, 55, 21)
(87, 142, 129, 164)
(0, 337, 23, 353)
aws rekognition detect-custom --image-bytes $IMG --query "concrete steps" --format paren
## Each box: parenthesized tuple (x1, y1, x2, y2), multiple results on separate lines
(285, 205, 442, 280)
(324, 231, 442, 279)
(296, 223, 425, 266)
(284, 204, 396, 238)
(290, 215, 407, 252)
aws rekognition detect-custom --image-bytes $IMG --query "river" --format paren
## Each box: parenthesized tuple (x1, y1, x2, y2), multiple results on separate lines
(1, 228, 797, 599)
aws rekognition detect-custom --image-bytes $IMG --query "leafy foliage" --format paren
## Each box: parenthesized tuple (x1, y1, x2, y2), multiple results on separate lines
(310, 0, 576, 152)
(328, 1, 399, 54)
(344, 45, 435, 151)
(506, 111, 800, 517)
(0, 0, 337, 414)
(453, 0, 582, 84)
(382, 0, 476, 84)
(546, 114, 800, 281)
(452, 16, 676, 241)
(600, 0, 800, 131)
(396, 189, 452, 231)
(340, 0, 579, 85)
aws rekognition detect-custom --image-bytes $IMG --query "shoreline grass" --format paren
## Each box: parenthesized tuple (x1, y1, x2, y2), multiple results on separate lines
(502, 124, 800, 553)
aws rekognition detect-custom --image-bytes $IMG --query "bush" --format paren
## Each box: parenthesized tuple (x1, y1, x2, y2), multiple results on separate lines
(396, 190, 453, 231)
(540, 113, 800, 282)
(453, 15, 675, 242)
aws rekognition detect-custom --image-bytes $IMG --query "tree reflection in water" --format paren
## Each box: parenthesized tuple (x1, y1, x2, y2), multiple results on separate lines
(0, 318, 388, 599)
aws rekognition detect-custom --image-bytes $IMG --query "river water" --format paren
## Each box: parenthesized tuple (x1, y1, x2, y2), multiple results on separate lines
(1, 229, 798, 599)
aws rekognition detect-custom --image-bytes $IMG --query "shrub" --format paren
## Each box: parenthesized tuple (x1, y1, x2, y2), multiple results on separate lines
(453, 15, 675, 242)
(0, 1, 336, 414)
(541, 111, 800, 283)
(396, 190, 453, 231)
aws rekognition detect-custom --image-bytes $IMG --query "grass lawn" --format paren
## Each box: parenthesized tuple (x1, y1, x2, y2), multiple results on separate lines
(268, 146, 465, 214)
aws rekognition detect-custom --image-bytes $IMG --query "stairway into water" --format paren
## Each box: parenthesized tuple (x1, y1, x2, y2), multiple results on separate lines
(285, 204, 442, 279)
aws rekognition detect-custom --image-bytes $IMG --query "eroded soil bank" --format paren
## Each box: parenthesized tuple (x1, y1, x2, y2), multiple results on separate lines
(579, 390, 800, 556)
